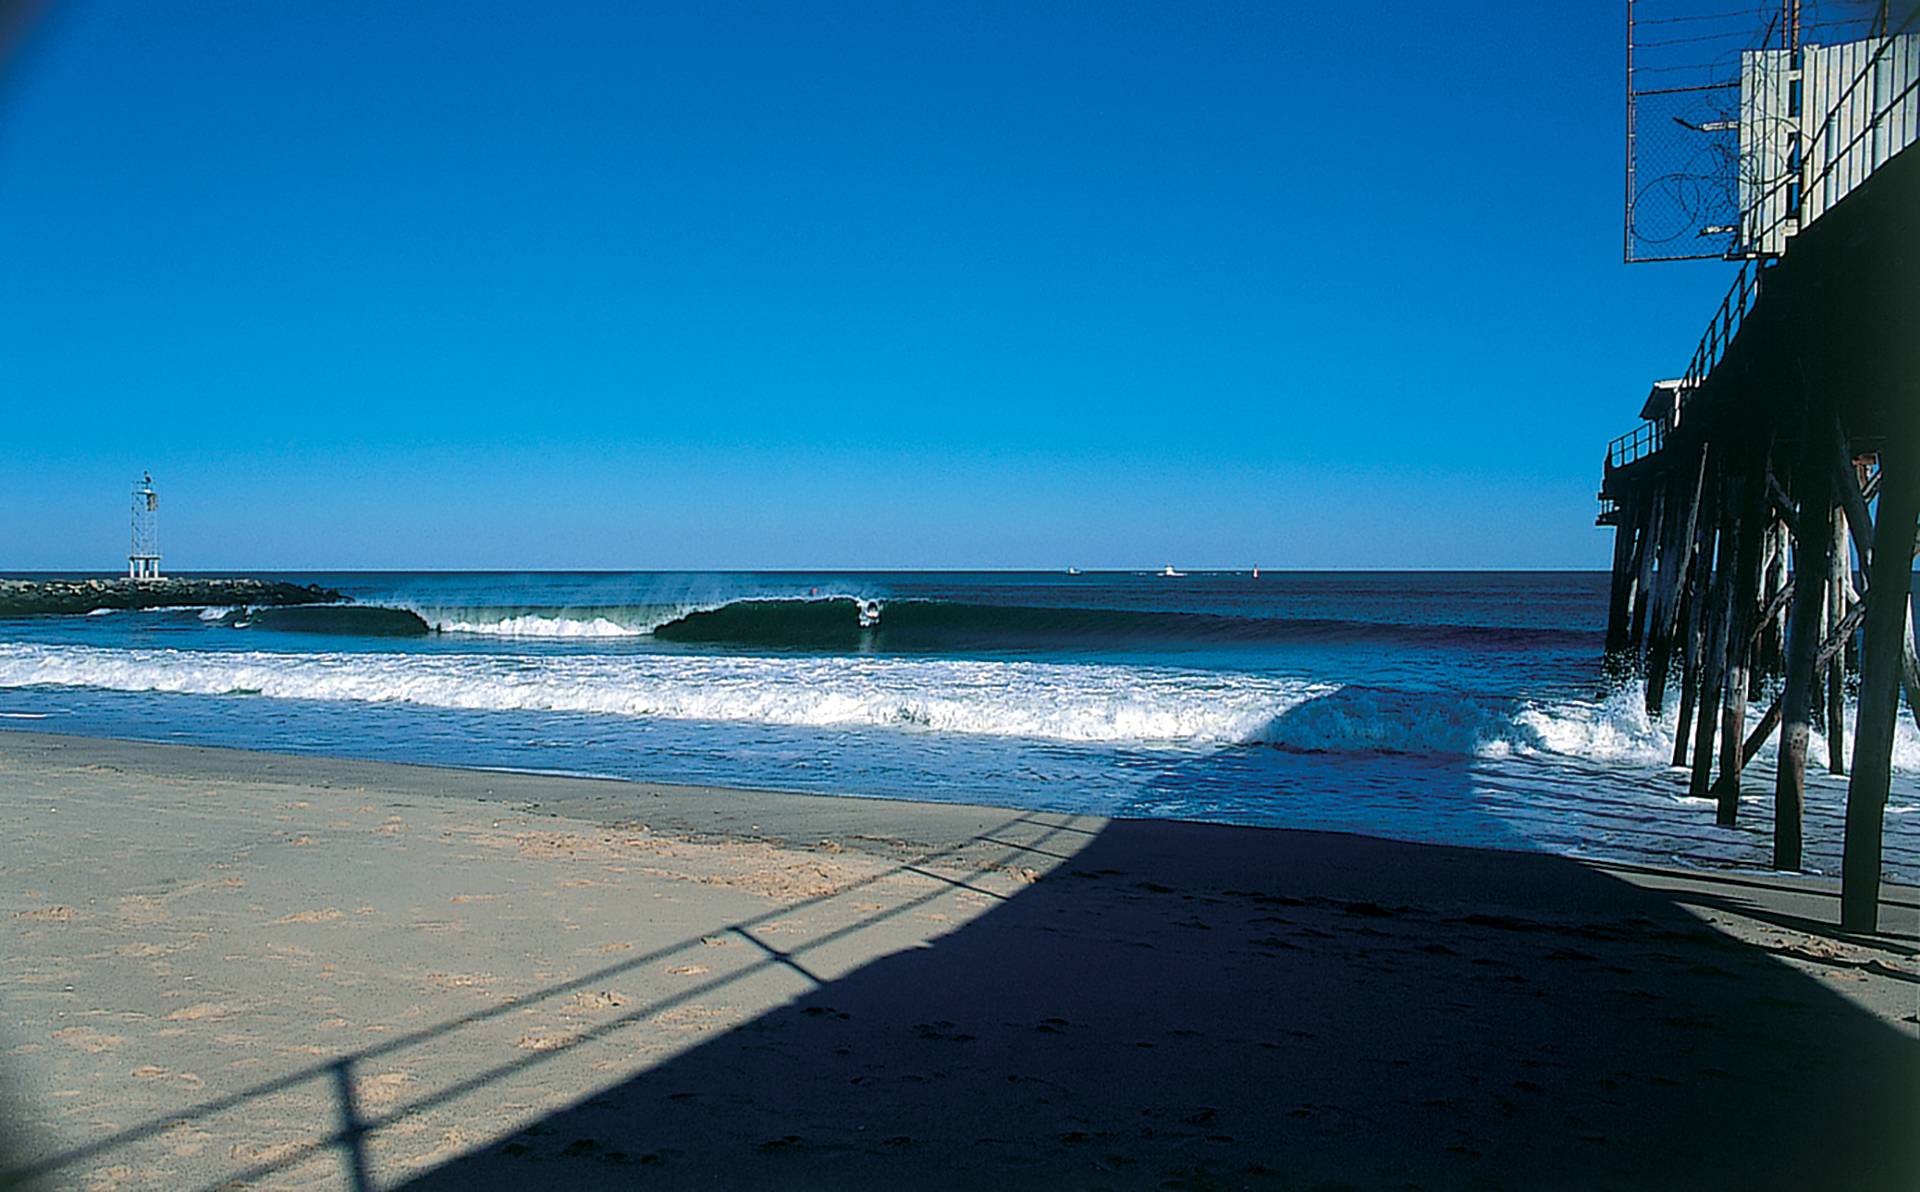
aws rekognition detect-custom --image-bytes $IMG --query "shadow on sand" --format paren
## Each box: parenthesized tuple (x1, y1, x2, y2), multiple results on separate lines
(3, 715, 1915, 1191)
(394, 815, 1919, 1190)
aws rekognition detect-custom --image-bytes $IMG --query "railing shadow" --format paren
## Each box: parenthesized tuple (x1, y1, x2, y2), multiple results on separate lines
(0, 809, 1084, 1191)
(388, 818, 1919, 1190)
(370, 725, 1914, 1191)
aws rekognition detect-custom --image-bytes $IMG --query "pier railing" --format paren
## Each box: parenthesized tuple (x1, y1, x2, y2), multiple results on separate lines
(1681, 256, 1762, 393)
(1607, 254, 1761, 476)
(1606, 418, 1667, 471)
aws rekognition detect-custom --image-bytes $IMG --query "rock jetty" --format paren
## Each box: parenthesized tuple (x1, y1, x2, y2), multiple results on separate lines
(0, 577, 345, 617)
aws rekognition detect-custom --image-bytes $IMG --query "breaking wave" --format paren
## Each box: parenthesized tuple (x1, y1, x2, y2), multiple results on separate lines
(649, 597, 1600, 652)
(428, 613, 648, 638)
(0, 643, 1309, 745)
(246, 606, 430, 636)
(324, 595, 1603, 652)
(3, 641, 1889, 768)
(1253, 684, 1677, 764)
(50, 592, 1604, 653)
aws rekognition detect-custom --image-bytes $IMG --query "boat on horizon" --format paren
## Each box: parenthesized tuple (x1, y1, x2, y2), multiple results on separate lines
(1160, 565, 1185, 578)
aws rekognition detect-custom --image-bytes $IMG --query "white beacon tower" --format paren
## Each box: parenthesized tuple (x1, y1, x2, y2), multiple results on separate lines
(129, 472, 161, 581)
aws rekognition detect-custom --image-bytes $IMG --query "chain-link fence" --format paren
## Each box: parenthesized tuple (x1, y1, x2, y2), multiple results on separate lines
(1627, 81, 1743, 259)
(1625, 1, 1784, 261)
(1625, 1, 1914, 262)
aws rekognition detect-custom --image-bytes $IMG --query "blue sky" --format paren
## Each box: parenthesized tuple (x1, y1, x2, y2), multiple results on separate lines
(0, 1, 1737, 570)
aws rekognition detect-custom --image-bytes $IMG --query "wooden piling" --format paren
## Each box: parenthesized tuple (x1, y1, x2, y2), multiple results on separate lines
(1902, 606, 1920, 732)
(1841, 446, 1920, 933)
(1645, 449, 1707, 716)
(1834, 431, 1876, 562)
(1766, 521, 1791, 676)
(1774, 417, 1837, 872)
(1826, 505, 1850, 775)
(1690, 472, 1741, 799)
(1671, 464, 1720, 768)
(1628, 482, 1665, 653)
(1604, 495, 1639, 657)
(1715, 454, 1769, 826)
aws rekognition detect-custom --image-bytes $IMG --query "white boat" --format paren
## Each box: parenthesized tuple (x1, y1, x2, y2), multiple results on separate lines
(1160, 565, 1185, 578)
(1066, 567, 1081, 575)
(1252, 565, 1260, 579)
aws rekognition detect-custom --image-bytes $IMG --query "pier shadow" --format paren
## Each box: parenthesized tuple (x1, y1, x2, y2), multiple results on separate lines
(393, 820, 1919, 1191)
(5, 730, 1915, 1191)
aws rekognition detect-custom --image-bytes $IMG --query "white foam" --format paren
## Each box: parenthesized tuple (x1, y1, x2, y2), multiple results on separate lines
(1242, 682, 1676, 762)
(433, 615, 648, 639)
(1507, 684, 1676, 764)
(3, 642, 1913, 769)
(0, 643, 1319, 746)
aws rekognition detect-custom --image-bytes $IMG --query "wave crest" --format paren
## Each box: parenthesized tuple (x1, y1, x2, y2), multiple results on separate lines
(433, 614, 648, 639)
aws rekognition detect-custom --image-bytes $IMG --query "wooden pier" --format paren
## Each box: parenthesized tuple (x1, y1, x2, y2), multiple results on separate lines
(1599, 143, 1920, 931)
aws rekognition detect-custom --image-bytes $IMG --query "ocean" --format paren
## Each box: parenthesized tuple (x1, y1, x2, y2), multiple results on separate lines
(1, 570, 1914, 881)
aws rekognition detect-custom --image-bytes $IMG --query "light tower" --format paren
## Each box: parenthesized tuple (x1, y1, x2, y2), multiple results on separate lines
(129, 472, 161, 581)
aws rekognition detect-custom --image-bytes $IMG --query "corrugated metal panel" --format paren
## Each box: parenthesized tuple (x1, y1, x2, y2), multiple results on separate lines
(1802, 34, 1920, 227)
(1738, 48, 1797, 257)
(1738, 32, 1919, 256)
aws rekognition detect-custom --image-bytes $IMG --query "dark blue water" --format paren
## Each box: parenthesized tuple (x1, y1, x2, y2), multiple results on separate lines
(2, 571, 1914, 880)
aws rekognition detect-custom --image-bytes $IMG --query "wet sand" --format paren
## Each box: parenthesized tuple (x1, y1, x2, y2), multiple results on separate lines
(0, 729, 1915, 1190)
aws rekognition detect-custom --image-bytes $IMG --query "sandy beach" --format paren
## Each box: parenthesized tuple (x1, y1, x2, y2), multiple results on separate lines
(0, 729, 1914, 1191)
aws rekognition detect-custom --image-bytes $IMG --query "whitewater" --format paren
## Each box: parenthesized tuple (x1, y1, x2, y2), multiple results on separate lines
(1, 570, 1915, 881)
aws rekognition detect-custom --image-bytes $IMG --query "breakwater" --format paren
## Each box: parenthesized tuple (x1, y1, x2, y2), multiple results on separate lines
(0, 577, 343, 617)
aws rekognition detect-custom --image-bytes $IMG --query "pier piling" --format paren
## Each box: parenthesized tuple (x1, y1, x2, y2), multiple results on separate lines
(1841, 444, 1920, 931)
(1714, 459, 1768, 826)
(1774, 412, 1837, 870)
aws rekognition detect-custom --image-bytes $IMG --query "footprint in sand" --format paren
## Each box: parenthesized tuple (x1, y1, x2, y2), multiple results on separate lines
(164, 1002, 238, 1023)
(51, 1028, 123, 1053)
(356, 1071, 414, 1107)
(429, 973, 493, 991)
(275, 909, 342, 925)
(228, 1140, 310, 1167)
(570, 990, 627, 1010)
(515, 1033, 577, 1052)
(15, 905, 76, 922)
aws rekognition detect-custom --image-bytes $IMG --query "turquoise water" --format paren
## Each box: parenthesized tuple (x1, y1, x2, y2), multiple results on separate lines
(1, 570, 1913, 880)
